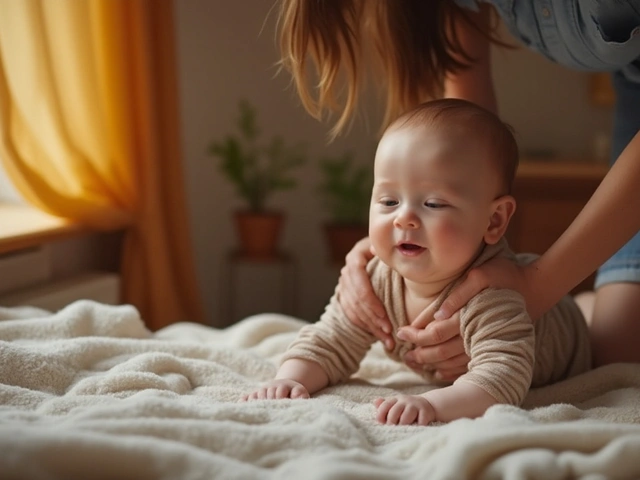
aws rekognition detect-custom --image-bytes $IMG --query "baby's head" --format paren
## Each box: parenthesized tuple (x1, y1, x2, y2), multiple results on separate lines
(369, 98, 518, 286)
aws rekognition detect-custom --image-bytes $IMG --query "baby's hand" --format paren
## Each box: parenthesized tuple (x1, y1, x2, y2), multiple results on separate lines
(374, 394, 436, 426)
(241, 379, 310, 401)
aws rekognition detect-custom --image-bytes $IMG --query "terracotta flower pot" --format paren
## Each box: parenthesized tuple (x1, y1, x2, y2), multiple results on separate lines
(323, 223, 369, 265)
(234, 211, 284, 259)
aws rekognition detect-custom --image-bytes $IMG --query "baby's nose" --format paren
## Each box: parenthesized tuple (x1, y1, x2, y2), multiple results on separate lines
(394, 208, 419, 229)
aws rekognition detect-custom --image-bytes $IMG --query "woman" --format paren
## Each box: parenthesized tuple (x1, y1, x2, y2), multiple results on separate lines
(276, 0, 640, 376)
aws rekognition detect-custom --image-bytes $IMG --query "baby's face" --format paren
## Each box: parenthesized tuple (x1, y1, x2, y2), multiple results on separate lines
(369, 124, 503, 286)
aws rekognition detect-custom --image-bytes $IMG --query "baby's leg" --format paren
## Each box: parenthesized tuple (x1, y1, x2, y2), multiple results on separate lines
(573, 291, 595, 325)
(590, 283, 640, 366)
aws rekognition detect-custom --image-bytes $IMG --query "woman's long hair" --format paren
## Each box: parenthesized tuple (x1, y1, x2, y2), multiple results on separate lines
(276, 0, 506, 138)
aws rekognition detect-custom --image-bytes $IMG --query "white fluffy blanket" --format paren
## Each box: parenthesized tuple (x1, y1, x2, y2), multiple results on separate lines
(2, 300, 640, 479)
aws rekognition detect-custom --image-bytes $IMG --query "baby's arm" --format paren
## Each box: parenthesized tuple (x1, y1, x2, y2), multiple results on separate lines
(243, 262, 386, 402)
(377, 288, 534, 425)
(375, 381, 497, 425)
(242, 358, 329, 401)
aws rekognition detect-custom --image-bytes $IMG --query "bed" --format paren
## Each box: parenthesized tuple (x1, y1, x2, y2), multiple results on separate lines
(1, 300, 640, 479)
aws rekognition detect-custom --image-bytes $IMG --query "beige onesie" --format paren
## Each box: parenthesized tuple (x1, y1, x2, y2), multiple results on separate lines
(282, 238, 592, 406)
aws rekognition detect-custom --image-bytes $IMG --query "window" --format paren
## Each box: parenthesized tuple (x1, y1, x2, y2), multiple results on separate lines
(0, 161, 24, 204)
(0, 160, 86, 256)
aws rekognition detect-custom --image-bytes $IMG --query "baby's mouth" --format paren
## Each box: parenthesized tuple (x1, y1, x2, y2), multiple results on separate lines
(397, 243, 426, 255)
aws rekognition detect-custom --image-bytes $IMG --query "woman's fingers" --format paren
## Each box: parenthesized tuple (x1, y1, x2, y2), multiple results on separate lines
(436, 259, 534, 320)
(410, 301, 439, 329)
(398, 304, 468, 373)
(398, 313, 461, 346)
(338, 268, 392, 344)
(433, 360, 469, 382)
(337, 237, 395, 348)
(404, 335, 466, 367)
(407, 353, 469, 381)
(430, 353, 469, 371)
(435, 269, 488, 320)
(339, 264, 389, 324)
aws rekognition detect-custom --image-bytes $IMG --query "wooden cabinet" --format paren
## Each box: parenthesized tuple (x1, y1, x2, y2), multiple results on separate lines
(505, 160, 609, 294)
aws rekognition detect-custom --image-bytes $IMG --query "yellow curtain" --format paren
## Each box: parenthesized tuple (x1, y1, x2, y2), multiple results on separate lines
(0, 0, 205, 329)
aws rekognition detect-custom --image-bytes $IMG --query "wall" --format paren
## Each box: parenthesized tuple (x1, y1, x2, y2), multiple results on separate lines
(173, 1, 614, 327)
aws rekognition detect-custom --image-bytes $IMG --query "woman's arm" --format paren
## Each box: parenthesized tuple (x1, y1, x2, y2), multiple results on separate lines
(437, 130, 640, 322)
(522, 130, 640, 317)
(444, 3, 497, 113)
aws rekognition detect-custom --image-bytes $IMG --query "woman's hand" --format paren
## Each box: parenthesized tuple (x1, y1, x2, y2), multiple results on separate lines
(396, 256, 538, 381)
(337, 237, 394, 350)
(397, 304, 468, 382)
(436, 256, 538, 322)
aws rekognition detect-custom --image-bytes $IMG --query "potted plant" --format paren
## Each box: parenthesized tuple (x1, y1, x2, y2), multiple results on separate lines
(318, 152, 372, 264)
(208, 100, 306, 259)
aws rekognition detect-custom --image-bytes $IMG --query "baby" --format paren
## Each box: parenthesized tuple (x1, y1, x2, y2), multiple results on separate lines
(243, 98, 591, 425)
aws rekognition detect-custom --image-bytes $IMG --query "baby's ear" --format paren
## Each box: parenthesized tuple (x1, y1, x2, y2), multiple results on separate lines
(484, 195, 516, 245)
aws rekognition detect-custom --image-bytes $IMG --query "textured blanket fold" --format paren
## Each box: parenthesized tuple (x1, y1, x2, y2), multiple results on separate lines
(1, 300, 640, 479)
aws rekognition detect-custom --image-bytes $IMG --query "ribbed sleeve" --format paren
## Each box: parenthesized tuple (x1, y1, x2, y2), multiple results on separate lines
(280, 257, 414, 385)
(279, 238, 591, 404)
(457, 288, 535, 405)
(281, 292, 377, 385)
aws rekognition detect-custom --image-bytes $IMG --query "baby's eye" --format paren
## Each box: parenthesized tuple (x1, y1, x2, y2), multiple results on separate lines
(381, 199, 398, 207)
(425, 201, 446, 209)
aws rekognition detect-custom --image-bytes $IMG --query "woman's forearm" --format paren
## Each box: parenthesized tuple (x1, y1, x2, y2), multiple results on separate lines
(531, 130, 640, 314)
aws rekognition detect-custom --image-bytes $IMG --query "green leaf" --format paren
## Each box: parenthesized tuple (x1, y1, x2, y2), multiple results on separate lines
(317, 152, 372, 225)
(206, 100, 307, 211)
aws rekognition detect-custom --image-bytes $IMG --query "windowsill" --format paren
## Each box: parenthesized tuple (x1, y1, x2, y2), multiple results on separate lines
(0, 204, 89, 255)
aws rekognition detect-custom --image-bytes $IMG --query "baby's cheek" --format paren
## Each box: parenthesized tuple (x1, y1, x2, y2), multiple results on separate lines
(439, 220, 480, 244)
(432, 221, 468, 248)
(369, 218, 392, 248)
